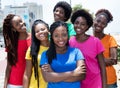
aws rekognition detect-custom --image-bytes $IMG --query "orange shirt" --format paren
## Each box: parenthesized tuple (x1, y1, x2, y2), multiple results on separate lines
(101, 34, 117, 84)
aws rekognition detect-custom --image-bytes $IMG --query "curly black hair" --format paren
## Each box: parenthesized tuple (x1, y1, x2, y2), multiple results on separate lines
(95, 9, 113, 23)
(71, 9, 93, 30)
(53, 1, 72, 22)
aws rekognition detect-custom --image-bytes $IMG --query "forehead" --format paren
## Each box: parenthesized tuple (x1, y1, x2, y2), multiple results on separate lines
(96, 14, 107, 20)
(75, 16, 87, 22)
(12, 16, 22, 22)
(53, 26, 67, 33)
(35, 23, 48, 29)
(55, 7, 65, 12)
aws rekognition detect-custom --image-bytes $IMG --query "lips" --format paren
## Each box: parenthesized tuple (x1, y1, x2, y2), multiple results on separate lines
(40, 33, 46, 37)
(58, 41, 64, 45)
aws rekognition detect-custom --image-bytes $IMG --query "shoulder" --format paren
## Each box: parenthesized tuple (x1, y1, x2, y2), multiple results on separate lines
(105, 34, 116, 40)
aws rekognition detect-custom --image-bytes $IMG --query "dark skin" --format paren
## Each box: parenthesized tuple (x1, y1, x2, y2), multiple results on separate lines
(41, 26, 86, 82)
(93, 14, 117, 66)
(74, 16, 107, 88)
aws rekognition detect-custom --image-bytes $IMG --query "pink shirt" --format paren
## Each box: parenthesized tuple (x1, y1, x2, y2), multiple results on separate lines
(8, 38, 31, 85)
(69, 36, 104, 88)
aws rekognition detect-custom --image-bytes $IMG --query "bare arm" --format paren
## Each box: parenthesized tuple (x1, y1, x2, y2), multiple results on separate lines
(97, 52, 107, 88)
(41, 60, 86, 82)
(41, 64, 72, 82)
(105, 47, 117, 66)
(4, 58, 11, 88)
(23, 60, 32, 88)
(64, 60, 86, 82)
(110, 47, 117, 64)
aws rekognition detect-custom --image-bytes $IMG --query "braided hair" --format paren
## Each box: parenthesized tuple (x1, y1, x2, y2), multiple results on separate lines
(3, 14, 19, 66)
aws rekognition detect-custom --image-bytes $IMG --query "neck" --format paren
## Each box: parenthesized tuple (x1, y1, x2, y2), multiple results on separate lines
(76, 34, 89, 42)
(19, 32, 28, 40)
(41, 40, 49, 47)
(94, 32, 105, 39)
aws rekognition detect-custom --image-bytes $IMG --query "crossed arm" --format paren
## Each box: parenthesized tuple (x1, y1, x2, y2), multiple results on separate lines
(40, 60, 86, 82)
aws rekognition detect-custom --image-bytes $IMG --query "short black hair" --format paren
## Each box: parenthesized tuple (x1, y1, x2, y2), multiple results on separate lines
(53, 1, 72, 22)
(71, 9, 93, 30)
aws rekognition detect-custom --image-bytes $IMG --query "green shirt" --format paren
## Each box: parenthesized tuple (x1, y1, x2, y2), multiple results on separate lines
(67, 23, 76, 39)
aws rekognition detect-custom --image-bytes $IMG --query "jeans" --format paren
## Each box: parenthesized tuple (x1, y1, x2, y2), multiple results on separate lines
(107, 83, 117, 88)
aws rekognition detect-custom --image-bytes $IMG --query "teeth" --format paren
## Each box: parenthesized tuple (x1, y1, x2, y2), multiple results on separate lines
(40, 34, 44, 36)
(76, 29, 81, 31)
(59, 42, 64, 44)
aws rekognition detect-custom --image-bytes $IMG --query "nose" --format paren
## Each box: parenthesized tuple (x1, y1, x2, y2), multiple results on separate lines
(20, 21, 26, 26)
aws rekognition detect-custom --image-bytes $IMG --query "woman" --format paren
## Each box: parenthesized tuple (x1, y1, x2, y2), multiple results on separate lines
(69, 9, 107, 88)
(93, 9, 118, 88)
(53, 1, 76, 38)
(23, 19, 49, 88)
(40, 21, 86, 88)
(3, 14, 31, 88)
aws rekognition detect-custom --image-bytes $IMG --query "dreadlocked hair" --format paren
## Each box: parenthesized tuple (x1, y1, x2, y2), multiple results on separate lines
(30, 19, 49, 88)
(3, 14, 19, 66)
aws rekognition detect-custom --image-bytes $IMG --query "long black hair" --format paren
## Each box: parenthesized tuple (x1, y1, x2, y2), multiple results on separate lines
(46, 21, 68, 64)
(3, 14, 19, 66)
(30, 19, 49, 88)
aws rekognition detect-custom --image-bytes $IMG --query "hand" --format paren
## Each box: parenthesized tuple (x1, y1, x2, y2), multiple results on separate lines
(73, 64, 86, 76)
(105, 58, 117, 66)
(41, 64, 53, 72)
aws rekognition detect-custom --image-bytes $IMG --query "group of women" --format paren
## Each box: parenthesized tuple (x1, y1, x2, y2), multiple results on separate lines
(3, 1, 118, 88)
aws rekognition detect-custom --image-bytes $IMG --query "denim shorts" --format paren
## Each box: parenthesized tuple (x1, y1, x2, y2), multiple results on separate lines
(107, 83, 117, 88)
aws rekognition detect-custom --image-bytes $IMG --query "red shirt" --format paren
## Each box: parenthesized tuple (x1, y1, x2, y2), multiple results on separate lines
(8, 37, 31, 85)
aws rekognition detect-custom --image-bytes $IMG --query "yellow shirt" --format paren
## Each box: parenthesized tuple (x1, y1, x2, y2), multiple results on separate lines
(25, 46, 48, 88)
(101, 34, 117, 84)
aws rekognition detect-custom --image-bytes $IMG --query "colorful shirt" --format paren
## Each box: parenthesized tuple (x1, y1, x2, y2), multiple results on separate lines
(67, 23, 76, 38)
(40, 46, 84, 88)
(8, 38, 31, 85)
(101, 34, 117, 84)
(69, 36, 104, 88)
(25, 46, 48, 88)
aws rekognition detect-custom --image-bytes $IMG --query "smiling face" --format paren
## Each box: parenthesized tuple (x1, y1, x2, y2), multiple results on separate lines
(35, 23, 49, 41)
(74, 16, 88, 35)
(12, 16, 26, 32)
(52, 26, 68, 48)
(53, 7, 66, 22)
(93, 14, 108, 33)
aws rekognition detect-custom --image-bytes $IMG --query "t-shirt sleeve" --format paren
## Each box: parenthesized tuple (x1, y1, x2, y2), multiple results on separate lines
(25, 47, 31, 60)
(39, 51, 48, 67)
(75, 48, 84, 61)
(110, 36, 117, 47)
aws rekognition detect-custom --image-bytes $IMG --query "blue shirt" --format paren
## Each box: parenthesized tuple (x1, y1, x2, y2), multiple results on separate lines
(40, 46, 84, 88)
